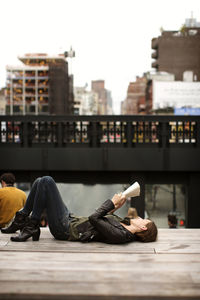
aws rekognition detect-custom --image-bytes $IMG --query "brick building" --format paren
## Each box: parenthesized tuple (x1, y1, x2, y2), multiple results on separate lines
(152, 17, 200, 81)
(121, 76, 147, 115)
(122, 17, 200, 115)
(91, 80, 113, 114)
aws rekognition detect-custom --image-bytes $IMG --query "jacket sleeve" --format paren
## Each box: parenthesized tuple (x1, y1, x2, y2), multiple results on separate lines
(88, 199, 128, 243)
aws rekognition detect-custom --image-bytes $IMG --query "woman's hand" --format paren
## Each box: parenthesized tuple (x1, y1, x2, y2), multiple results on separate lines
(111, 193, 126, 210)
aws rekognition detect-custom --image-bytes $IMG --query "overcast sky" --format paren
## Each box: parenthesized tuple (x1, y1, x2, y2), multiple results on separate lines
(0, 0, 199, 113)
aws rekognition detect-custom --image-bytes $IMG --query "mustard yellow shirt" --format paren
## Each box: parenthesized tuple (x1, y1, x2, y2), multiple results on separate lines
(0, 187, 26, 228)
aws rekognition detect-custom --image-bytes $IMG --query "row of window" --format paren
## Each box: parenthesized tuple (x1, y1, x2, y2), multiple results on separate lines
(7, 89, 49, 94)
(7, 96, 48, 104)
(7, 71, 49, 77)
(6, 105, 49, 114)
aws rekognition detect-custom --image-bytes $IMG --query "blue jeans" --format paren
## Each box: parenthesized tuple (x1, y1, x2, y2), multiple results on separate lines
(22, 176, 71, 240)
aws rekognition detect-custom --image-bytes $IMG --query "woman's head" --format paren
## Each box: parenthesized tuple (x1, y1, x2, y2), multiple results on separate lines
(133, 218, 158, 242)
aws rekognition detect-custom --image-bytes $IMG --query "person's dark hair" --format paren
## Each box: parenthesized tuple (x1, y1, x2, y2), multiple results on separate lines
(0, 173, 16, 186)
(135, 221, 158, 242)
(168, 214, 177, 226)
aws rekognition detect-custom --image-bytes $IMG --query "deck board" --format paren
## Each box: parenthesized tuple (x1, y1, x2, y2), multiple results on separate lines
(0, 228, 200, 299)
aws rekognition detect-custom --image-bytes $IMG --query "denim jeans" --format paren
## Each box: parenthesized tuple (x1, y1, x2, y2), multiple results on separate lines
(22, 176, 71, 240)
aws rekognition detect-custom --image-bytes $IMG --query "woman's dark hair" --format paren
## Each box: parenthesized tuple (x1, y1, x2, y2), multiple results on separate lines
(0, 173, 16, 186)
(135, 221, 158, 242)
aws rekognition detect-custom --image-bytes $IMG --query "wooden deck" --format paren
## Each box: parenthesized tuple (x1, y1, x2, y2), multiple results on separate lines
(0, 228, 200, 300)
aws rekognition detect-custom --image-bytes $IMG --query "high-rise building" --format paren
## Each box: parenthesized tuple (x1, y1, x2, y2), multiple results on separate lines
(106, 90, 113, 114)
(74, 86, 98, 115)
(6, 53, 74, 115)
(152, 17, 200, 81)
(91, 80, 113, 114)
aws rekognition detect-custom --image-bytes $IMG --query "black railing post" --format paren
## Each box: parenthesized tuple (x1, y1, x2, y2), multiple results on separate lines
(159, 119, 170, 170)
(89, 121, 99, 147)
(22, 121, 28, 147)
(57, 122, 62, 147)
(159, 120, 169, 148)
(196, 120, 200, 148)
(126, 121, 132, 147)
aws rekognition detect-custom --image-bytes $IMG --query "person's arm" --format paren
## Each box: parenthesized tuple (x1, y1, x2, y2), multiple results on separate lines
(108, 193, 126, 214)
(88, 194, 127, 243)
(111, 193, 126, 210)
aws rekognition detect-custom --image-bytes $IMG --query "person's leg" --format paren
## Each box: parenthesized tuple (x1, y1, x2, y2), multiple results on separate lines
(21, 177, 42, 215)
(1, 178, 42, 234)
(30, 176, 71, 240)
(11, 176, 71, 241)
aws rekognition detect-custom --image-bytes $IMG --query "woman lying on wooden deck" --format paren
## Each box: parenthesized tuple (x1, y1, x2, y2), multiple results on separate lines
(1, 176, 157, 244)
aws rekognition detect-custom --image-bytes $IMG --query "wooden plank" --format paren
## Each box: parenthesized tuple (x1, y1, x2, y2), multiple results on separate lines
(0, 260, 199, 273)
(155, 243, 200, 254)
(1, 251, 200, 263)
(1, 247, 155, 254)
(0, 281, 200, 299)
(1, 241, 155, 253)
(0, 241, 8, 246)
(156, 229, 200, 243)
(0, 269, 194, 283)
(0, 232, 155, 253)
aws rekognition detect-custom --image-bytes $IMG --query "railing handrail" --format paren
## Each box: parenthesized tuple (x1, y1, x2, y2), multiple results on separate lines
(0, 115, 199, 148)
(0, 114, 200, 122)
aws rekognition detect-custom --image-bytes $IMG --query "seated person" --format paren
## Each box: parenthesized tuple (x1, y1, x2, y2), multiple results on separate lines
(0, 173, 26, 229)
(126, 207, 138, 219)
(1, 176, 157, 244)
(168, 214, 177, 228)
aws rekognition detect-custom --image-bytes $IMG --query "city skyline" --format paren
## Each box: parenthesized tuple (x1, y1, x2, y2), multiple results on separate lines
(0, 0, 200, 113)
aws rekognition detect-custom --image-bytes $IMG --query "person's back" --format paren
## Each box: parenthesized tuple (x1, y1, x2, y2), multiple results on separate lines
(0, 173, 26, 228)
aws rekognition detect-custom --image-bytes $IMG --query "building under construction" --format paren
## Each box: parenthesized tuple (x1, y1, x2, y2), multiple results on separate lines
(6, 53, 74, 115)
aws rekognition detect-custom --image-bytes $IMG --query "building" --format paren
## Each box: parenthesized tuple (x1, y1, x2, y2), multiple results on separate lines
(74, 86, 85, 115)
(0, 88, 6, 115)
(74, 86, 98, 115)
(121, 76, 147, 115)
(74, 81, 113, 115)
(121, 16, 200, 116)
(6, 53, 74, 115)
(152, 17, 200, 81)
(106, 90, 113, 114)
(91, 80, 113, 114)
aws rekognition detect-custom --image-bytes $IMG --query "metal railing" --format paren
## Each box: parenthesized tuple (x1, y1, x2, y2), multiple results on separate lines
(0, 115, 199, 148)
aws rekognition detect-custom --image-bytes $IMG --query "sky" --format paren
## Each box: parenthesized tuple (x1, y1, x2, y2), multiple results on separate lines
(0, 0, 200, 114)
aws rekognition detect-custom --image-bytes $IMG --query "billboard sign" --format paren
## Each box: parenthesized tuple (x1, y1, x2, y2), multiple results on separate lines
(153, 81, 200, 109)
(174, 107, 200, 115)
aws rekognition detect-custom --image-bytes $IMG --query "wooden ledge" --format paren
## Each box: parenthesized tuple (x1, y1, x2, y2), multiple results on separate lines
(0, 228, 200, 299)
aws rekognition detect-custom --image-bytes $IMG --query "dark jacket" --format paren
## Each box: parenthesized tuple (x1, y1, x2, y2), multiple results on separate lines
(69, 199, 135, 244)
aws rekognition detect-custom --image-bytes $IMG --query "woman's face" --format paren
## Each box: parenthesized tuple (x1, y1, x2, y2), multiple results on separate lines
(130, 217, 151, 232)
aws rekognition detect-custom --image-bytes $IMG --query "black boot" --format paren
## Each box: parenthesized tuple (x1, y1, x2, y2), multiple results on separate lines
(10, 218, 40, 242)
(1, 211, 29, 234)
